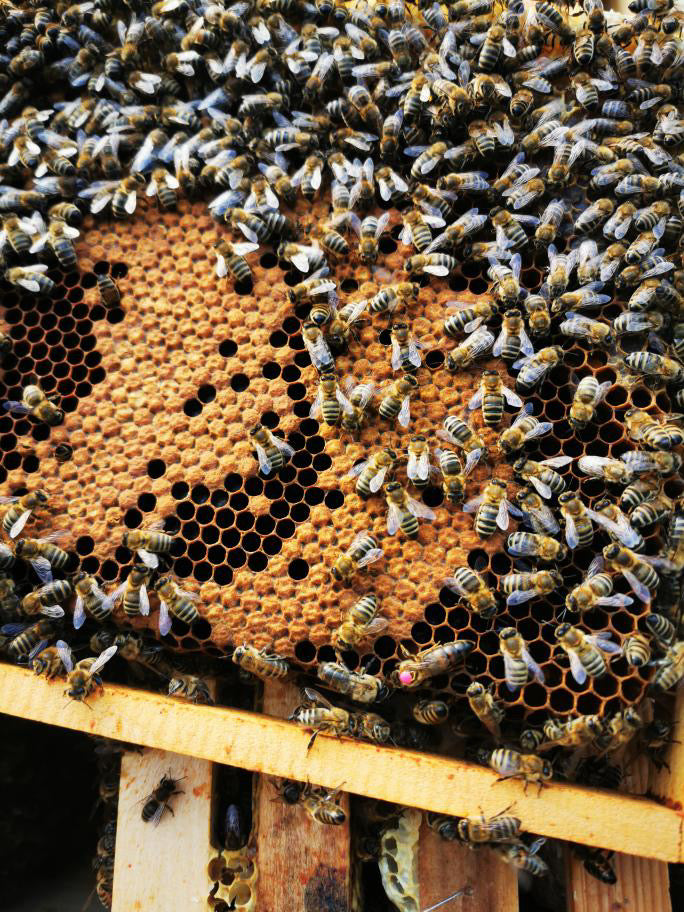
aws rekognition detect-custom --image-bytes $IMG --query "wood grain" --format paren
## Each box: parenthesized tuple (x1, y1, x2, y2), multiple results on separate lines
(566, 851, 671, 912)
(418, 818, 518, 912)
(112, 748, 213, 912)
(255, 681, 352, 912)
(1, 666, 682, 862)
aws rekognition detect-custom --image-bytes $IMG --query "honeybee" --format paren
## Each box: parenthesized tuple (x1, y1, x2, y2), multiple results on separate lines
(405, 253, 458, 277)
(534, 199, 566, 248)
(72, 572, 114, 629)
(341, 380, 375, 436)
(15, 533, 69, 579)
(154, 576, 199, 637)
(577, 455, 633, 486)
(565, 555, 634, 615)
(446, 327, 495, 371)
(301, 321, 335, 374)
(602, 543, 663, 604)
(393, 640, 474, 688)
(21, 580, 72, 620)
(466, 681, 504, 740)
(369, 282, 419, 316)
(498, 627, 545, 692)
(630, 491, 673, 531)
(558, 492, 595, 550)
(559, 313, 613, 348)
(443, 565, 498, 619)
(232, 644, 290, 681)
(4, 383, 63, 426)
(488, 256, 523, 309)
(514, 346, 563, 394)
(651, 640, 684, 693)
(464, 479, 522, 539)
(438, 415, 486, 475)
(524, 295, 551, 338)
(492, 209, 538, 251)
(468, 370, 523, 428)
(502, 570, 563, 608)
(489, 749, 552, 794)
(122, 524, 173, 570)
(290, 687, 354, 750)
(331, 532, 383, 584)
(57, 640, 118, 704)
(413, 699, 450, 726)
(539, 714, 604, 752)
(555, 623, 621, 684)
(378, 375, 418, 428)
(332, 594, 388, 653)
(434, 449, 466, 504)
(515, 488, 559, 536)
(443, 298, 496, 339)
(406, 436, 433, 489)
(350, 212, 390, 265)
(569, 377, 612, 430)
(318, 662, 390, 704)
(458, 808, 522, 847)
(389, 322, 422, 374)
(111, 564, 152, 619)
(592, 499, 643, 550)
(620, 451, 682, 478)
(29, 641, 66, 680)
(249, 424, 295, 476)
(575, 197, 614, 234)
(0, 489, 48, 540)
(214, 240, 259, 285)
(166, 672, 213, 705)
(625, 410, 684, 451)
(298, 783, 347, 826)
(385, 482, 436, 538)
(141, 774, 185, 825)
(498, 404, 553, 457)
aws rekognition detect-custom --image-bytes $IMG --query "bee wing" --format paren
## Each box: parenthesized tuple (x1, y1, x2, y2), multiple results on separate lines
(407, 495, 436, 521)
(387, 501, 403, 535)
(564, 513, 579, 549)
(254, 442, 273, 475)
(497, 499, 510, 531)
(28, 639, 49, 663)
(31, 557, 54, 584)
(502, 387, 523, 408)
(463, 495, 484, 513)
(291, 252, 312, 272)
(345, 459, 368, 479)
(511, 402, 534, 426)
(90, 644, 118, 675)
(40, 605, 64, 619)
(597, 594, 634, 607)
(463, 448, 485, 476)
(522, 645, 545, 682)
(391, 336, 402, 371)
(468, 389, 483, 411)
(308, 389, 323, 419)
(502, 651, 523, 691)
(369, 466, 388, 493)
(364, 617, 390, 637)
(417, 449, 431, 482)
(622, 569, 652, 604)
(567, 648, 587, 685)
(139, 582, 150, 616)
(540, 456, 572, 469)
(528, 476, 553, 500)
(158, 599, 172, 636)
(215, 252, 228, 278)
(271, 436, 295, 459)
(586, 633, 621, 655)
(424, 263, 450, 277)
(492, 327, 508, 358)
(73, 595, 85, 630)
(507, 588, 539, 605)
(303, 686, 332, 708)
(406, 339, 422, 369)
(109, 581, 127, 605)
(356, 548, 383, 568)
(518, 328, 535, 356)
(56, 640, 75, 673)
(8, 509, 32, 539)
(398, 396, 411, 429)
(523, 421, 552, 441)
(137, 549, 159, 570)
(0, 496, 19, 504)
(231, 243, 259, 257)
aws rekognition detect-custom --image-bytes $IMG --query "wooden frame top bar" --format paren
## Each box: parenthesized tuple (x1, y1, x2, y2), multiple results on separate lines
(1, 665, 682, 862)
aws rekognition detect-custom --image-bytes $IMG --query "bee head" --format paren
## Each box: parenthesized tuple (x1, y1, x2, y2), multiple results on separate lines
(385, 481, 401, 493)
(499, 626, 516, 641)
(603, 543, 621, 561)
(541, 761, 553, 779)
(249, 424, 263, 438)
(557, 492, 573, 505)
(466, 681, 483, 697)
(512, 457, 528, 474)
(555, 623, 571, 639)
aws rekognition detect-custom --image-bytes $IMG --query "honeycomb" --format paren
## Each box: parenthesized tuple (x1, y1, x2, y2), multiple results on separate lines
(0, 184, 678, 727)
(378, 808, 421, 912)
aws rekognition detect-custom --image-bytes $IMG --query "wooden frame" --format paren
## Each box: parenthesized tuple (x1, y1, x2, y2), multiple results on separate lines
(0, 665, 682, 864)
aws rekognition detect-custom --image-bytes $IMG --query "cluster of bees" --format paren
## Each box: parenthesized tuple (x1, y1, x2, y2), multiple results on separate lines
(0, 0, 684, 895)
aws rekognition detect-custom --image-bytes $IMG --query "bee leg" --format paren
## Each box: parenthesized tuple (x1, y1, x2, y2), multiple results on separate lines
(307, 729, 320, 751)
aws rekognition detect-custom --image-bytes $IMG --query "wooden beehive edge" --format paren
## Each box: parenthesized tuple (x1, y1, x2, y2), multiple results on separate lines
(1, 665, 683, 863)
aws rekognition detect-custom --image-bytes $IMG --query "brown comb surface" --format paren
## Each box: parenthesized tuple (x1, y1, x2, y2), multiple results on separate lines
(0, 194, 678, 724)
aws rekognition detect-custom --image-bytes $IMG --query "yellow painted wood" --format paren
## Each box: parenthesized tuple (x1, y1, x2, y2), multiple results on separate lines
(112, 748, 214, 912)
(0, 666, 682, 862)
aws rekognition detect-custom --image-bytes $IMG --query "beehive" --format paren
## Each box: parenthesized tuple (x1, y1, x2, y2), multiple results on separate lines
(0, 185, 678, 727)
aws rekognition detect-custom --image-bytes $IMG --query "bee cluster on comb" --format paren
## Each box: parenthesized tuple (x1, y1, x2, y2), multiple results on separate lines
(0, 1, 682, 889)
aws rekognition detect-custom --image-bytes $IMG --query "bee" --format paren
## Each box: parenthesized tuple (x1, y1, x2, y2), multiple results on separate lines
(575, 198, 615, 235)
(506, 532, 567, 563)
(630, 491, 673, 531)
(369, 282, 419, 317)
(279, 243, 326, 274)
(513, 456, 572, 501)
(232, 644, 290, 681)
(21, 580, 72, 620)
(332, 532, 383, 584)
(434, 449, 467, 505)
(15, 533, 69, 578)
(438, 415, 486, 475)
(464, 479, 522, 538)
(558, 492, 595, 550)
(446, 327, 495, 371)
(405, 253, 458, 278)
(534, 199, 566, 248)
(111, 564, 152, 619)
(141, 774, 185, 825)
(406, 436, 433, 489)
(3, 618, 55, 659)
(426, 209, 489, 255)
(514, 346, 563, 395)
(4, 384, 63, 426)
(385, 481, 436, 538)
(71, 572, 113, 629)
(288, 270, 337, 307)
(540, 715, 604, 752)
(468, 370, 523, 428)
(301, 321, 335, 374)
(466, 681, 504, 740)
(413, 699, 449, 726)
(443, 565, 498, 619)
(29, 641, 66, 680)
(555, 623, 621, 684)
(573, 846, 617, 886)
(378, 375, 419, 428)
(320, 228, 349, 261)
(502, 571, 563, 609)
(168, 674, 213, 705)
(488, 256, 523, 309)
(559, 313, 613, 348)
(515, 487, 559, 536)
(623, 633, 652, 669)
(497, 838, 549, 875)
(457, 809, 522, 846)
(318, 662, 390, 704)
(0, 489, 48, 540)
(375, 166, 409, 205)
(651, 640, 684, 693)
(602, 543, 662, 604)
(57, 640, 118, 704)
(624, 410, 684, 450)
(290, 687, 353, 750)
(346, 448, 398, 499)
(577, 455, 633, 486)
(566, 556, 633, 616)
(568, 376, 612, 430)
(624, 353, 684, 385)
(154, 576, 199, 637)
(299, 784, 347, 826)
(489, 749, 552, 794)
(390, 322, 422, 373)
(524, 296, 551, 338)
(498, 627, 546, 692)
(620, 451, 683, 478)
(498, 404, 553, 457)
(594, 498, 644, 550)
(249, 424, 295, 476)
(332, 594, 388, 653)
(393, 640, 474, 688)
(310, 373, 353, 428)
(122, 525, 173, 570)
(341, 380, 375, 435)
(349, 212, 389, 266)
(427, 813, 459, 841)
(214, 240, 259, 285)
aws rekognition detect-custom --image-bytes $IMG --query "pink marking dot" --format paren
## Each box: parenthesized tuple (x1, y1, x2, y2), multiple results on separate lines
(399, 671, 413, 685)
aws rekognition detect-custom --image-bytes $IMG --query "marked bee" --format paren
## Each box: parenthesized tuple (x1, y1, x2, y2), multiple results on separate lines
(393, 639, 474, 688)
